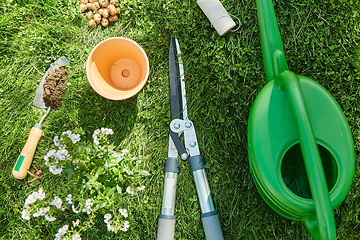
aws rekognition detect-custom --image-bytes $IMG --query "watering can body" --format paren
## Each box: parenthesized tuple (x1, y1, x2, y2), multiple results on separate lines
(248, 0, 355, 239)
(248, 72, 355, 239)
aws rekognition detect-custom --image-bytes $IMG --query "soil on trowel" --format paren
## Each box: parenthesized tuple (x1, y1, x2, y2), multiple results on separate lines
(43, 66, 68, 110)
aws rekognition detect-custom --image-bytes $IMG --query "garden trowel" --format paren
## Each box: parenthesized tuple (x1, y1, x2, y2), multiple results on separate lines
(12, 57, 69, 182)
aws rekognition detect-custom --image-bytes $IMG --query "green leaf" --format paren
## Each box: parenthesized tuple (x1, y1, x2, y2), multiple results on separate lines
(112, 167, 119, 175)
(96, 201, 107, 210)
(118, 174, 124, 183)
(94, 181, 103, 190)
(111, 192, 118, 201)
(106, 187, 116, 197)
(103, 187, 111, 196)
(95, 167, 104, 178)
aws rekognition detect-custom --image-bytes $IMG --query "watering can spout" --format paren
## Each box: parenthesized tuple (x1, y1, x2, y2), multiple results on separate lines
(303, 216, 336, 240)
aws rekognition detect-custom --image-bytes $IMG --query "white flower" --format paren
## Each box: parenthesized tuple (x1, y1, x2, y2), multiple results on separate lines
(24, 192, 37, 208)
(107, 224, 115, 232)
(21, 209, 30, 220)
(85, 198, 93, 207)
(44, 149, 56, 165)
(121, 221, 130, 232)
(37, 188, 46, 200)
(50, 196, 63, 209)
(62, 130, 72, 136)
(49, 165, 63, 175)
(45, 215, 56, 222)
(126, 186, 134, 195)
(55, 148, 69, 161)
(82, 208, 91, 214)
(62, 131, 81, 144)
(137, 186, 145, 191)
(33, 206, 50, 217)
(119, 209, 128, 218)
(33, 212, 40, 217)
(104, 213, 112, 224)
(54, 136, 62, 147)
(92, 129, 100, 144)
(72, 205, 79, 214)
(55, 225, 69, 239)
(71, 133, 80, 144)
(66, 194, 73, 204)
(101, 128, 113, 135)
(121, 149, 129, 156)
(63, 130, 81, 144)
(93, 129, 101, 136)
(32, 191, 40, 200)
(124, 220, 130, 228)
(72, 234, 81, 240)
(72, 219, 80, 227)
(40, 207, 50, 214)
(82, 198, 93, 214)
(103, 213, 114, 231)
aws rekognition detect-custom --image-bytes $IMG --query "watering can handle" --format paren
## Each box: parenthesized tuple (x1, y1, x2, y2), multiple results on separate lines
(276, 71, 336, 240)
(256, 0, 289, 82)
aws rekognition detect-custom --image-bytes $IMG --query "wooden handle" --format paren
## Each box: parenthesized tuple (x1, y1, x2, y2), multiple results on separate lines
(12, 127, 43, 180)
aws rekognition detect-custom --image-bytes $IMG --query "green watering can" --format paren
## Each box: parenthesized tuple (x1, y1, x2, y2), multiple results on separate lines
(247, 0, 355, 239)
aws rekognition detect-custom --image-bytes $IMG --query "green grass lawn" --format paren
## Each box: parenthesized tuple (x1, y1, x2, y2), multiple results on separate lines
(1, 0, 359, 239)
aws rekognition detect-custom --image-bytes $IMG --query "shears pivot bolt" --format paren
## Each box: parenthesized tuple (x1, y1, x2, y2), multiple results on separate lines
(181, 153, 188, 160)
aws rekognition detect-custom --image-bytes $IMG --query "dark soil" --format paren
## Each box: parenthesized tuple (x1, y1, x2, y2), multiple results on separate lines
(43, 66, 67, 110)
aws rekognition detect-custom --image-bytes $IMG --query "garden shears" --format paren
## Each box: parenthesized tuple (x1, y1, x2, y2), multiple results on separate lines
(156, 38, 224, 240)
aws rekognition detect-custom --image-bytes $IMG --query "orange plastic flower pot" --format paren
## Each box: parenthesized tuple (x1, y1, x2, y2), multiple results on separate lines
(86, 37, 149, 100)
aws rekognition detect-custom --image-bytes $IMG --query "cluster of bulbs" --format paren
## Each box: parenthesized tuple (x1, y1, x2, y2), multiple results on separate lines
(79, 0, 121, 28)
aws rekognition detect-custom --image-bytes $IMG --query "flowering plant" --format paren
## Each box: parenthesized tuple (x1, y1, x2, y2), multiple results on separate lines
(21, 128, 150, 239)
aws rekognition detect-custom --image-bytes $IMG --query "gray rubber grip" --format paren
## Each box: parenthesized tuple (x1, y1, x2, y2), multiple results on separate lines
(157, 214, 175, 240)
(201, 211, 224, 240)
(164, 157, 179, 173)
(189, 155, 205, 172)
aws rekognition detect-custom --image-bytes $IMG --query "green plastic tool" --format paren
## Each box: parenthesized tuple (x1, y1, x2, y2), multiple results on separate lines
(247, 0, 355, 239)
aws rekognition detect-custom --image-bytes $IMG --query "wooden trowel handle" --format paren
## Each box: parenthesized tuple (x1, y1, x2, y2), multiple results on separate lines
(12, 126, 42, 180)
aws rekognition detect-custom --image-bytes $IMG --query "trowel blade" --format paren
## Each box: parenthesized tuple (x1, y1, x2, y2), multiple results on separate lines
(33, 56, 70, 109)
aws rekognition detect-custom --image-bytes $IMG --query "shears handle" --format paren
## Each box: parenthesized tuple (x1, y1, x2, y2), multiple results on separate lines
(190, 155, 224, 240)
(157, 214, 175, 240)
(157, 157, 179, 240)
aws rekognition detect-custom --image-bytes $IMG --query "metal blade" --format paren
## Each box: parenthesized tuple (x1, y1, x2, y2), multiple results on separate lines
(168, 38, 183, 120)
(33, 56, 70, 109)
(172, 39, 201, 157)
(168, 38, 188, 158)
(173, 38, 187, 120)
